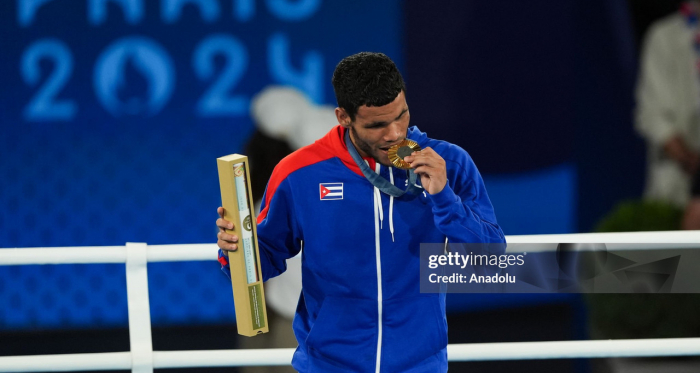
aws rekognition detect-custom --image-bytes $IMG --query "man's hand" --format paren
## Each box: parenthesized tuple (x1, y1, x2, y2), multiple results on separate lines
(403, 147, 447, 195)
(664, 136, 700, 175)
(216, 207, 239, 253)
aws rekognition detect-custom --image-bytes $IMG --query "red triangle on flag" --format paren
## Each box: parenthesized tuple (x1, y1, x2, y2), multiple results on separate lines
(320, 185, 330, 198)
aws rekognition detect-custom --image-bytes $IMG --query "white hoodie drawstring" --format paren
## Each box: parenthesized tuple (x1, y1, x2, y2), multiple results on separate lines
(388, 167, 395, 242)
(374, 163, 384, 229)
(370, 162, 395, 242)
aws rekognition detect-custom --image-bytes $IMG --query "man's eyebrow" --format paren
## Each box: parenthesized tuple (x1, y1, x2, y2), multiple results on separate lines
(364, 108, 408, 128)
(395, 107, 408, 120)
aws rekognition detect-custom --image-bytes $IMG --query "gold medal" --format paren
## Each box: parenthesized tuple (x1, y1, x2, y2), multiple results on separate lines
(388, 139, 421, 170)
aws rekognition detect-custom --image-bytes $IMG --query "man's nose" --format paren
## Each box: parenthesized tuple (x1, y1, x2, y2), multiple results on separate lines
(383, 121, 402, 142)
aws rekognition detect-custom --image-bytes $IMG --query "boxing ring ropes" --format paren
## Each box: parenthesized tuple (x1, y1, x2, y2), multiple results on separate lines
(1, 231, 700, 372)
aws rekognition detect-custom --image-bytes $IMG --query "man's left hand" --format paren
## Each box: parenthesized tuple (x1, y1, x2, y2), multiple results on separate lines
(403, 147, 447, 195)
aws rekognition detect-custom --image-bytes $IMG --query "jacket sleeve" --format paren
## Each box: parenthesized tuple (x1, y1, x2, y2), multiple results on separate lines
(427, 146, 506, 249)
(635, 21, 678, 147)
(218, 177, 302, 282)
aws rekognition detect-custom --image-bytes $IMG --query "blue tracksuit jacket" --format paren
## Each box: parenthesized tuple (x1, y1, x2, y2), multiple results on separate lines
(219, 125, 505, 372)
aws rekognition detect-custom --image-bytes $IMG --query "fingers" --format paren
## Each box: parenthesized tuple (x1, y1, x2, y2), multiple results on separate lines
(412, 165, 432, 177)
(218, 240, 238, 252)
(216, 217, 233, 231)
(217, 230, 238, 243)
(403, 147, 430, 161)
(216, 206, 237, 251)
(406, 157, 431, 169)
(217, 231, 239, 251)
(404, 147, 441, 170)
(403, 147, 447, 195)
(216, 207, 234, 231)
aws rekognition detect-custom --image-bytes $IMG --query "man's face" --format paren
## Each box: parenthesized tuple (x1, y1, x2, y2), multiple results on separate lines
(337, 91, 410, 167)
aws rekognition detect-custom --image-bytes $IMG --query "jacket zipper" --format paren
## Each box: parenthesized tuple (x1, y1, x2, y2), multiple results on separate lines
(373, 163, 383, 373)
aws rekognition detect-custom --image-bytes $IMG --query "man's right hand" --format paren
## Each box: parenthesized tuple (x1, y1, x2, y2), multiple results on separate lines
(664, 136, 700, 175)
(216, 207, 239, 253)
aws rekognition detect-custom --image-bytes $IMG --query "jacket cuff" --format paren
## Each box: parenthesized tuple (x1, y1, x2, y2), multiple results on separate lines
(427, 181, 458, 210)
(218, 249, 231, 280)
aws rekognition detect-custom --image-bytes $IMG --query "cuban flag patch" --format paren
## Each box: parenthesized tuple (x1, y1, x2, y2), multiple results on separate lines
(320, 183, 343, 200)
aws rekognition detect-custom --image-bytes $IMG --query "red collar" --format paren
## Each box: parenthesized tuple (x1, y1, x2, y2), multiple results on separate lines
(315, 125, 368, 177)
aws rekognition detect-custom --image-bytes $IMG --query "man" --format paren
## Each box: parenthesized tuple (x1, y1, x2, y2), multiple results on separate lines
(636, 2, 700, 208)
(217, 52, 505, 372)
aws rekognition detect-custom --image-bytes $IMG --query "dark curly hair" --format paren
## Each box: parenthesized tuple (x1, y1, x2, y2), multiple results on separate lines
(331, 52, 406, 121)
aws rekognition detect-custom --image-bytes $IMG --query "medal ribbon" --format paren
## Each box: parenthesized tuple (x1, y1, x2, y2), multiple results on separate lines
(344, 130, 421, 197)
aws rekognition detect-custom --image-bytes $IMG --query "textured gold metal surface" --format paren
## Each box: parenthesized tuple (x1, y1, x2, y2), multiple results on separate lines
(387, 139, 421, 169)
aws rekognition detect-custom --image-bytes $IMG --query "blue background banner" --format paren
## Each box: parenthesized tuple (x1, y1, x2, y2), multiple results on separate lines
(1, 0, 641, 331)
(0, 0, 403, 330)
(0, 0, 402, 249)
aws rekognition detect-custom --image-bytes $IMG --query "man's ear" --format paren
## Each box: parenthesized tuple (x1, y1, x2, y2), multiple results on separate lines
(335, 108, 351, 128)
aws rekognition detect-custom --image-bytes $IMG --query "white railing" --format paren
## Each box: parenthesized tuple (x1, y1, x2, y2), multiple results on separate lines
(1, 230, 699, 372)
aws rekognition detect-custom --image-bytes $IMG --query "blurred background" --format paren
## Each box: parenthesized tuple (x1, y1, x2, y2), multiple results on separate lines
(1, 0, 700, 372)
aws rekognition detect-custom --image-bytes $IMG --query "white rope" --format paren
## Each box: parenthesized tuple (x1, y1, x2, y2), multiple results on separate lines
(0, 244, 219, 265)
(0, 246, 128, 265)
(151, 348, 296, 368)
(506, 230, 700, 251)
(507, 230, 700, 244)
(0, 352, 132, 372)
(1, 338, 700, 372)
(3, 231, 700, 265)
(447, 337, 700, 361)
(146, 243, 219, 261)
